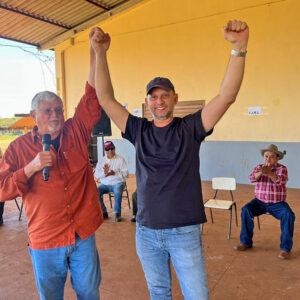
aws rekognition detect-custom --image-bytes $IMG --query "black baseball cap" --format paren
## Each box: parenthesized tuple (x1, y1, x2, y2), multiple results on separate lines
(146, 77, 175, 95)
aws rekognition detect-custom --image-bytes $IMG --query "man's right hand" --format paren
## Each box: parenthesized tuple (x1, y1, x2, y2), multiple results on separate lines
(261, 165, 272, 174)
(24, 152, 53, 179)
(89, 27, 111, 55)
(103, 164, 110, 175)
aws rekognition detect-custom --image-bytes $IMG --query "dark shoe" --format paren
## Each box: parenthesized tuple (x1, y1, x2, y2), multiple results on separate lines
(278, 250, 290, 260)
(234, 244, 251, 251)
(131, 216, 136, 223)
(115, 213, 121, 222)
(0, 216, 3, 226)
(103, 212, 108, 219)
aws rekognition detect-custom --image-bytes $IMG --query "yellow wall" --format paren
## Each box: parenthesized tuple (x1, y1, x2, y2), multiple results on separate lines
(55, 0, 300, 142)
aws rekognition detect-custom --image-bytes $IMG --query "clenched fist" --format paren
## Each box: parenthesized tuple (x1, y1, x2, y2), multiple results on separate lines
(89, 27, 111, 54)
(223, 20, 249, 51)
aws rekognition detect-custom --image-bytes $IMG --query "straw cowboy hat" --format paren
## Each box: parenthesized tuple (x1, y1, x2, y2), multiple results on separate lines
(260, 144, 286, 160)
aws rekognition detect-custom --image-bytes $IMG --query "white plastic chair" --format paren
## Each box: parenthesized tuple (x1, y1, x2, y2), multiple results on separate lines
(204, 177, 238, 239)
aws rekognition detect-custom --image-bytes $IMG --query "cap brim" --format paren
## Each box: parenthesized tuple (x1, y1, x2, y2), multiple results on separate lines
(147, 85, 173, 95)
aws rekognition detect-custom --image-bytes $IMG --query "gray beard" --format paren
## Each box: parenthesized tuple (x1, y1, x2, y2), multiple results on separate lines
(152, 110, 173, 121)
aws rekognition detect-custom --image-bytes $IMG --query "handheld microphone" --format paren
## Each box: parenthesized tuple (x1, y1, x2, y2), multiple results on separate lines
(42, 134, 51, 181)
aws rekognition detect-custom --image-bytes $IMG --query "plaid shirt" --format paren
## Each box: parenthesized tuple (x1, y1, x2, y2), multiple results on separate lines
(249, 163, 288, 203)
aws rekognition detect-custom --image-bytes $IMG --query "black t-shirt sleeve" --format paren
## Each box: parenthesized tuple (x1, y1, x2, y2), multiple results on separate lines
(122, 114, 141, 144)
(183, 109, 213, 142)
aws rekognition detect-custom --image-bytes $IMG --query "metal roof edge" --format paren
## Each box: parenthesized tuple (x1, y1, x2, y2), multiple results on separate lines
(40, 0, 148, 50)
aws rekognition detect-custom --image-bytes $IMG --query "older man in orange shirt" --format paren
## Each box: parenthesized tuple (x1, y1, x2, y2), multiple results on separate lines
(0, 41, 103, 298)
(0, 147, 3, 226)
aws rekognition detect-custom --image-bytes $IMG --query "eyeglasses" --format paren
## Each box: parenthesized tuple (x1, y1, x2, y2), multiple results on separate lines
(104, 146, 115, 151)
(37, 107, 64, 115)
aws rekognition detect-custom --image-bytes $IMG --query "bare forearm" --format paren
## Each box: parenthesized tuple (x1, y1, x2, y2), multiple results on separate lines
(219, 54, 245, 102)
(24, 163, 37, 179)
(254, 171, 262, 181)
(88, 47, 96, 88)
(95, 52, 115, 104)
(94, 52, 129, 132)
(201, 20, 248, 132)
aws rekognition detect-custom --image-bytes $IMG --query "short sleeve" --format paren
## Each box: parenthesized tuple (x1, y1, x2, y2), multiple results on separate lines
(183, 109, 213, 142)
(122, 114, 144, 145)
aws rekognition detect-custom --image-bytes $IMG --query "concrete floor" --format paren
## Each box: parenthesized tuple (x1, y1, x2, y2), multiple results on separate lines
(0, 175, 299, 300)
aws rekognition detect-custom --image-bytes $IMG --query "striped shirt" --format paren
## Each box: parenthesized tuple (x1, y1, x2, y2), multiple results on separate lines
(249, 163, 288, 203)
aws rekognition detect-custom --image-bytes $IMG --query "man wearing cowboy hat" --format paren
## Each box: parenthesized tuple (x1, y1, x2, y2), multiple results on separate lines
(234, 144, 295, 259)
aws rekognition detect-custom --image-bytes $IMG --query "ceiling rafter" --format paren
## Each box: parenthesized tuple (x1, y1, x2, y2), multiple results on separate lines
(0, 34, 39, 47)
(85, 0, 109, 11)
(0, 3, 71, 29)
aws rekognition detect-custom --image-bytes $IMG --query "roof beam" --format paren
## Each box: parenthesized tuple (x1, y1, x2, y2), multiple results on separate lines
(0, 3, 71, 29)
(85, 0, 109, 11)
(0, 34, 39, 47)
(40, 0, 148, 50)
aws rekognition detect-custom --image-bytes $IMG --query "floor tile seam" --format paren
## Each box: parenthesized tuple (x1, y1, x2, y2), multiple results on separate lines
(209, 253, 239, 295)
(100, 287, 130, 299)
(0, 245, 29, 256)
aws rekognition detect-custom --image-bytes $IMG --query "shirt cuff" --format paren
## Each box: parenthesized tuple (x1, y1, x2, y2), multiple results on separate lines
(85, 82, 97, 97)
(13, 168, 29, 195)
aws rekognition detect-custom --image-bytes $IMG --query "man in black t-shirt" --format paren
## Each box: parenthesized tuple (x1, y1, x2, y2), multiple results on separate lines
(89, 20, 249, 299)
(0, 148, 3, 226)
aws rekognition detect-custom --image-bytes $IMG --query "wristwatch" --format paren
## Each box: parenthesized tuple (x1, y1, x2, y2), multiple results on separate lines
(231, 49, 247, 57)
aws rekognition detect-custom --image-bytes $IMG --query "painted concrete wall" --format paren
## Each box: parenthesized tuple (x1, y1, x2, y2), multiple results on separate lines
(99, 138, 300, 188)
(54, 0, 300, 187)
(200, 141, 299, 189)
(55, 0, 300, 142)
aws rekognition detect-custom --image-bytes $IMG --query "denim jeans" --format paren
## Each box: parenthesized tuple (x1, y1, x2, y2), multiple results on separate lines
(98, 182, 124, 214)
(240, 198, 295, 252)
(136, 223, 208, 300)
(29, 234, 101, 300)
(0, 201, 4, 217)
(132, 190, 137, 216)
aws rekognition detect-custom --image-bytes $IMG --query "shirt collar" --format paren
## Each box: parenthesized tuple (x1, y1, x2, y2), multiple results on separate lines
(31, 126, 40, 143)
(31, 126, 63, 144)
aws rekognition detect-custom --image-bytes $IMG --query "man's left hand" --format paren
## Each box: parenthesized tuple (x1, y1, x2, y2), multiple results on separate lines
(105, 170, 115, 177)
(261, 165, 277, 181)
(223, 20, 249, 51)
(261, 165, 272, 175)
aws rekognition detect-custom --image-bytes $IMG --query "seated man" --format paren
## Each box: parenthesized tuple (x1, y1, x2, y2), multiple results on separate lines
(234, 144, 295, 259)
(0, 202, 4, 226)
(0, 148, 3, 226)
(94, 141, 128, 222)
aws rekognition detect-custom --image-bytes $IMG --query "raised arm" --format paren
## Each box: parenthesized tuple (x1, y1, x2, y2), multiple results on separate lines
(202, 20, 249, 132)
(88, 43, 96, 88)
(89, 27, 129, 133)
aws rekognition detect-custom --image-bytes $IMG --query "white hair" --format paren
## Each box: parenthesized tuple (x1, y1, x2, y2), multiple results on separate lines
(31, 91, 63, 111)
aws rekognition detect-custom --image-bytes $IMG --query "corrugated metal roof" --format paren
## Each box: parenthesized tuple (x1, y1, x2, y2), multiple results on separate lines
(0, 0, 145, 49)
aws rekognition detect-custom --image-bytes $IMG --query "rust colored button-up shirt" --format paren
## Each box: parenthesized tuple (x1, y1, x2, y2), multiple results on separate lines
(0, 83, 103, 250)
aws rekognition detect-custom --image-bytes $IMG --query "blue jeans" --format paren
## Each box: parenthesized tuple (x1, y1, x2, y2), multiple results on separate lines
(136, 223, 208, 300)
(240, 198, 295, 252)
(29, 234, 101, 300)
(98, 182, 124, 214)
(0, 201, 4, 217)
